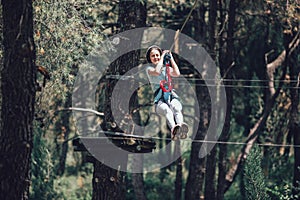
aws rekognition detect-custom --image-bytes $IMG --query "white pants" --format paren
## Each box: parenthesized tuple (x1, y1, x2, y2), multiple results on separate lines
(155, 99, 183, 130)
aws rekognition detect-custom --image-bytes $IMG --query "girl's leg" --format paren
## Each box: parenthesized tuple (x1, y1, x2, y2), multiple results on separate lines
(169, 99, 183, 125)
(170, 99, 188, 139)
(156, 101, 176, 129)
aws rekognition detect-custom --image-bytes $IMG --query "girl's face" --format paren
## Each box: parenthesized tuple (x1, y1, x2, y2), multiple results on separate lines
(149, 49, 161, 65)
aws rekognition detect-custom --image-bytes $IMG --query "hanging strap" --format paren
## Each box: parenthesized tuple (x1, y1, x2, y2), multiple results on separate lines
(169, 0, 199, 52)
(158, 0, 199, 101)
(160, 53, 172, 92)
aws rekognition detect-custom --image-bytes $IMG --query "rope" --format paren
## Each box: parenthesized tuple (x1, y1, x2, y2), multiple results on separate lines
(169, 0, 199, 51)
(159, 0, 199, 92)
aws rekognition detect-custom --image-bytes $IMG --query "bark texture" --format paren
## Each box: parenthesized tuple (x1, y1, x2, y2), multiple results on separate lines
(0, 0, 36, 199)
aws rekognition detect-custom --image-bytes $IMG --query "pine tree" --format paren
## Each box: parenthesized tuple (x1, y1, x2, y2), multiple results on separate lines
(244, 145, 270, 200)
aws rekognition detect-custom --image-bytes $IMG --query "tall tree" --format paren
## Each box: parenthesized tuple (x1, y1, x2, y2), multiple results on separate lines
(290, 33, 300, 197)
(185, 79, 210, 200)
(184, 1, 208, 199)
(0, 0, 36, 199)
(216, 0, 236, 199)
(204, 0, 218, 199)
(92, 0, 147, 199)
(124, 1, 148, 199)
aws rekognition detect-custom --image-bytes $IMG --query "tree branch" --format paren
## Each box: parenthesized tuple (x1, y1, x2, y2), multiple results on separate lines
(266, 31, 300, 96)
(59, 107, 104, 116)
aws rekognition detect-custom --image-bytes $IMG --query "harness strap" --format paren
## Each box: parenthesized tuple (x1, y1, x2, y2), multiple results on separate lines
(160, 54, 172, 92)
(154, 87, 180, 105)
(154, 87, 171, 104)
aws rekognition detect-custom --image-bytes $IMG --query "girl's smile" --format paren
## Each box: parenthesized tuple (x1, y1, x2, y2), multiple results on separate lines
(149, 49, 161, 65)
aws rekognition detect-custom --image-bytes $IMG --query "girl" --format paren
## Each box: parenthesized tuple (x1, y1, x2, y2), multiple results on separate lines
(146, 45, 188, 140)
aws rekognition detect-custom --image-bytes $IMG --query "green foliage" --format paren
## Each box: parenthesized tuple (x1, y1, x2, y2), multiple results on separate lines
(267, 184, 294, 200)
(144, 172, 175, 200)
(126, 171, 176, 200)
(31, 122, 94, 199)
(25, 0, 300, 199)
(33, 0, 105, 104)
(31, 1, 107, 197)
(264, 153, 295, 199)
(31, 125, 63, 199)
(244, 145, 270, 200)
(53, 166, 93, 200)
(224, 174, 243, 200)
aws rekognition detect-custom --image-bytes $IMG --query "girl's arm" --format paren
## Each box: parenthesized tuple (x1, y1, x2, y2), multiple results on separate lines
(169, 52, 180, 77)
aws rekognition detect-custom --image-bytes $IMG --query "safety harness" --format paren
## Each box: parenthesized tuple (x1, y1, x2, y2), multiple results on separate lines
(154, 53, 176, 104)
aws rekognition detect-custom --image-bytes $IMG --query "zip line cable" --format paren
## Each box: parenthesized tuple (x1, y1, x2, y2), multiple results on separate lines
(174, 82, 300, 89)
(177, 77, 300, 83)
(108, 79, 299, 89)
(105, 75, 300, 89)
(106, 74, 300, 84)
(69, 130, 300, 149)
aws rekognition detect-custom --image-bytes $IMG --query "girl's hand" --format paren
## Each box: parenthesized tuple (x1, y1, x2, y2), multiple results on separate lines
(162, 50, 173, 60)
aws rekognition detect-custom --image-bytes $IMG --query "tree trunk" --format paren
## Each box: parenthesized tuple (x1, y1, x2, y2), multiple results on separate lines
(204, 147, 217, 199)
(184, 1, 209, 199)
(174, 141, 183, 200)
(185, 79, 210, 200)
(204, 0, 218, 199)
(92, 1, 146, 199)
(216, 0, 236, 199)
(121, 1, 147, 200)
(56, 94, 72, 175)
(93, 161, 127, 200)
(0, 0, 36, 199)
(132, 155, 147, 200)
(192, 4, 206, 44)
(132, 174, 147, 200)
(131, 73, 147, 200)
(291, 39, 300, 197)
